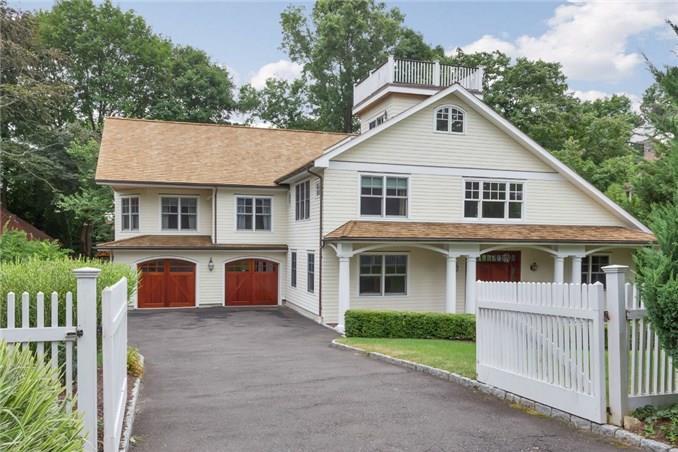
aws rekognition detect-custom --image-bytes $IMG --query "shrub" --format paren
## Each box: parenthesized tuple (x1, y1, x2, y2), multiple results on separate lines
(635, 202, 678, 361)
(127, 346, 144, 378)
(345, 310, 475, 341)
(0, 257, 138, 328)
(0, 229, 69, 263)
(0, 341, 84, 451)
(633, 404, 678, 444)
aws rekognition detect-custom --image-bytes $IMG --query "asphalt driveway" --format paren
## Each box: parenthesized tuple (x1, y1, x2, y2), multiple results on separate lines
(128, 307, 629, 451)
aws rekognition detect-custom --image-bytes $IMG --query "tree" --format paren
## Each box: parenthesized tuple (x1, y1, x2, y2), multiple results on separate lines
(238, 78, 318, 129)
(280, 0, 407, 132)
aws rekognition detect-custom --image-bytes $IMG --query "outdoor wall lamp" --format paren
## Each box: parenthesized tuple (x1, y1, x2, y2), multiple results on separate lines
(530, 262, 538, 272)
(208, 257, 214, 272)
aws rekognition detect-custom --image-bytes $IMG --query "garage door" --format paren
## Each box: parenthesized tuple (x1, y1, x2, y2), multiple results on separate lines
(225, 259, 278, 306)
(137, 259, 196, 308)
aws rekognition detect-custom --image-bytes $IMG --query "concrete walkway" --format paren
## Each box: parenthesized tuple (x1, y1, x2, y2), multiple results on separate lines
(129, 307, 629, 451)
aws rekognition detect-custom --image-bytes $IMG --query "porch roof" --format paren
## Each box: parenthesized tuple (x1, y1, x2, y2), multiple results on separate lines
(97, 235, 288, 251)
(324, 221, 655, 245)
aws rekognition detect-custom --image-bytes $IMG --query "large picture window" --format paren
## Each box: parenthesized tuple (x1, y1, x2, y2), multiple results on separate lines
(359, 254, 407, 296)
(464, 180, 523, 220)
(120, 196, 139, 231)
(236, 197, 271, 231)
(360, 175, 408, 217)
(435, 105, 464, 133)
(295, 180, 310, 221)
(161, 197, 197, 230)
(581, 255, 609, 286)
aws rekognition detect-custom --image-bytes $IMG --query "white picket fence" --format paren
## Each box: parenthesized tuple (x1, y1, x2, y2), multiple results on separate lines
(0, 268, 129, 452)
(476, 280, 607, 423)
(102, 277, 128, 452)
(477, 265, 678, 426)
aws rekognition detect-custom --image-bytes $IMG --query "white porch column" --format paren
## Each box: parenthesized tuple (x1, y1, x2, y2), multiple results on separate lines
(571, 256, 582, 284)
(445, 255, 457, 313)
(554, 256, 565, 283)
(465, 255, 478, 314)
(335, 243, 352, 333)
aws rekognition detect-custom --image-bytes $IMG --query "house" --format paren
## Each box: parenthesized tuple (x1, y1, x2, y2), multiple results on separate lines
(96, 57, 654, 331)
(0, 206, 53, 241)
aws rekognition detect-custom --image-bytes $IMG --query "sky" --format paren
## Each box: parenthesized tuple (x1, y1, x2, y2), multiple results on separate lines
(10, 0, 678, 110)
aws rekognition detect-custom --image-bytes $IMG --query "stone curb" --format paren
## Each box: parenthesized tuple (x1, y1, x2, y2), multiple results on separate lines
(120, 354, 144, 452)
(330, 340, 675, 451)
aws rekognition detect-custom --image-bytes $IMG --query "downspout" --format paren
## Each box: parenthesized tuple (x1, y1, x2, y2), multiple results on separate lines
(307, 167, 324, 318)
(213, 187, 217, 244)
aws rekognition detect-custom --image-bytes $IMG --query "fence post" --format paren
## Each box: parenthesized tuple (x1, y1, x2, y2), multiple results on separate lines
(604, 264, 629, 426)
(74, 267, 101, 452)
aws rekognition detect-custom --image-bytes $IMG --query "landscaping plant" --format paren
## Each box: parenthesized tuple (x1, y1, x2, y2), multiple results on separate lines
(633, 404, 678, 445)
(0, 229, 69, 263)
(127, 346, 144, 378)
(0, 341, 84, 451)
(345, 310, 475, 341)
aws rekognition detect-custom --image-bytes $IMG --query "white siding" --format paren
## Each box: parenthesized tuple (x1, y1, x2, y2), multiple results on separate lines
(114, 188, 212, 240)
(358, 94, 423, 132)
(111, 250, 286, 307)
(215, 187, 288, 244)
(285, 177, 321, 316)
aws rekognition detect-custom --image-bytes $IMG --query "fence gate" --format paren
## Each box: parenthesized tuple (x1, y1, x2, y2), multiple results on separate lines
(476, 281, 607, 423)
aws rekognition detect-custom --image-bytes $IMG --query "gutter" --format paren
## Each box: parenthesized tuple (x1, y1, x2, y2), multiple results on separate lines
(307, 167, 324, 319)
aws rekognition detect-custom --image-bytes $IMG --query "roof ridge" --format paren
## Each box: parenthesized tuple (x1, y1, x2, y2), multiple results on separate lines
(104, 116, 352, 137)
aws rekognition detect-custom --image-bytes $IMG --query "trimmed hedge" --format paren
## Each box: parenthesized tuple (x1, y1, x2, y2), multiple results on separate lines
(345, 309, 475, 341)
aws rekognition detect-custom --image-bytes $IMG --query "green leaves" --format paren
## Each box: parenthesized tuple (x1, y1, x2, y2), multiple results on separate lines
(345, 309, 476, 340)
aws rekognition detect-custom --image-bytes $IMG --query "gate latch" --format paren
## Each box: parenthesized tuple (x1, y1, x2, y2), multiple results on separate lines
(65, 329, 84, 341)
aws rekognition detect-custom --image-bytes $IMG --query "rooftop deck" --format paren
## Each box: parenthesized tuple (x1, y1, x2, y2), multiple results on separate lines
(353, 56, 484, 109)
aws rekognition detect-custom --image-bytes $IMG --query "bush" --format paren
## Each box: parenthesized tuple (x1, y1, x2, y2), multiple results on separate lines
(0, 257, 138, 328)
(345, 310, 476, 340)
(633, 404, 678, 444)
(0, 341, 84, 451)
(127, 346, 144, 378)
(0, 229, 69, 263)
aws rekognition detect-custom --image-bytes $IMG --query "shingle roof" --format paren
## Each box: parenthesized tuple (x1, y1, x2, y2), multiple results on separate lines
(0, 207, 53, 241)
(325, 221, 655, 244)
(95, 118, 350, 187)
(97, 235, 287, 250)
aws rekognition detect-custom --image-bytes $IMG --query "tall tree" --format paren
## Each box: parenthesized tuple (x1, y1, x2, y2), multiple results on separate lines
(280, 0, 407, 132)
(238, 78, 318, 130)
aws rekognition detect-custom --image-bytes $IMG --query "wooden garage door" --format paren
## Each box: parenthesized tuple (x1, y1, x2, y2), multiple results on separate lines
(225, 259, 278, 306)
(137, 259, 196, 308)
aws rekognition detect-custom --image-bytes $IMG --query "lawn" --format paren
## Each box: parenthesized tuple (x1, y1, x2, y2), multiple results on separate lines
(338, 337, 477, 379)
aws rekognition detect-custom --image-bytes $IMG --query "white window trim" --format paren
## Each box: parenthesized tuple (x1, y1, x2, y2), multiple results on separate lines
(358, 173, 410, 219)
(233, 195, 274, 232)
(461, 178, 527, 223)
(307, 251, 315, 293)
(367, 109, 388, 130)
(159, 195, 199, 232)
(357, 252, 409, 297)
(295, 179, 311, 222)
(433, 104, 466, 135)
(119, 195, 140, 232)
(290, 250, 297, 288)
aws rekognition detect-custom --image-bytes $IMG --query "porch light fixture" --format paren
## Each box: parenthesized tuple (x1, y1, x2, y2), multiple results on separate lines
(530, 262, 538, 272)
(208, 257, 214, 272)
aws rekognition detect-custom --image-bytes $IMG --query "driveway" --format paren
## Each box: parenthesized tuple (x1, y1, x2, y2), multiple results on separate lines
(129, 307, 629, 451)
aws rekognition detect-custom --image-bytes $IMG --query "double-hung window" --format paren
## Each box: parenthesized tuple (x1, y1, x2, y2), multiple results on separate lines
(291, 252, 297, 287)
(360, 175, 408, 217)
(295, 180, 310, 221)
(120, 196, 139, 231)
(464, 180, 523, 220)
(307, 252, 315, 293)
(161, 196, 197, 230)
(359, 254, 407, 296)
(581, 255, 609, 286)
(435, 106, 464, 133)
(236, 197, 271, 231)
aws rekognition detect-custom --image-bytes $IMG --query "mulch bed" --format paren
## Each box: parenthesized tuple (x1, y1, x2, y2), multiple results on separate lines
(97, 368, 137, 451)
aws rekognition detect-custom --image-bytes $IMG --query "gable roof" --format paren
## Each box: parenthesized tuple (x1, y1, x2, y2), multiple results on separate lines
(95, 118, 350, 188)
(313, 84, 651, 233)
(0, 207, 53, 241)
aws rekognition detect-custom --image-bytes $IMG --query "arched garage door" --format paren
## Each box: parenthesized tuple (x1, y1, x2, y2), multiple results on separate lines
(225, 259, 278, 306)
(137, 259, 196, 308)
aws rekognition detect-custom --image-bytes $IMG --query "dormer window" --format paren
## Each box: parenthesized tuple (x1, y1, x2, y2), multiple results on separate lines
(368, 111, 387, 130)
(435, 105, 464, 133)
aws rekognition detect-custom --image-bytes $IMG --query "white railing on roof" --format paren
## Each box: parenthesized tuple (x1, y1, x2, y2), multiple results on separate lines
(353, 56, 484, 107)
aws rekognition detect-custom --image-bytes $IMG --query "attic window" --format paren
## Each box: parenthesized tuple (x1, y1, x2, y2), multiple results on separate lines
(368, 111, 387, 130)
(435, 106, 464, 133)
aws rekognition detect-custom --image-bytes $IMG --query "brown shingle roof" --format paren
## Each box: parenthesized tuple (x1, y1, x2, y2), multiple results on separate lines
(325, 221, 655, 244)
(0, 207, 53, 241)
(95, 118, 350, 187)
(97, 235, 287, 250)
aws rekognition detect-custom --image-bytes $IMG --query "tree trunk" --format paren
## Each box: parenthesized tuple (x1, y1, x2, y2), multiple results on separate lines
(80, 222, 93, 257)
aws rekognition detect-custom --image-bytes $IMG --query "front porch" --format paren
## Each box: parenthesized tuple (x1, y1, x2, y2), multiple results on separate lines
(324, 221, 654, 331)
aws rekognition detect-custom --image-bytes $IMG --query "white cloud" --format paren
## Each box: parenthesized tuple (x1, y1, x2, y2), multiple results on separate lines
(571, 89, 642, 113)
(249, 59, 303, 89)
(455, 1, 678, 82)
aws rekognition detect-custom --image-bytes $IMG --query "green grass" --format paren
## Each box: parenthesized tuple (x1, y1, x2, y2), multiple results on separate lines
(338, 337, 477, 378)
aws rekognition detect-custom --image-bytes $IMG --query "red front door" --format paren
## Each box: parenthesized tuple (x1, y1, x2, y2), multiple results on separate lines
(225, 259, 278, 306)
(477, 251, 521, 282)
(137, 259, 196, 308)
